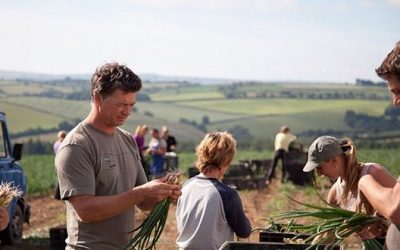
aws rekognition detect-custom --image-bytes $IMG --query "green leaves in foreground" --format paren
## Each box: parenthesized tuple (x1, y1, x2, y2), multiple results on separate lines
(124, 171, 181, 250)
(272, 196, 388, 250)
(124, 198, 171, 250)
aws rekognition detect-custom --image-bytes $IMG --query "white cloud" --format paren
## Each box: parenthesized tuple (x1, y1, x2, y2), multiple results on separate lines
(386, 0, 400, 6)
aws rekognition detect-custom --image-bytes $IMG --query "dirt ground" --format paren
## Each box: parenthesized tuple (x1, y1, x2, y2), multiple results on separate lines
(1, 180, 279, 249)
(2, 179, 362, 249)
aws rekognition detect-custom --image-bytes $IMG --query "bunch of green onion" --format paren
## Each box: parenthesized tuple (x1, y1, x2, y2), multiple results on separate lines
(0, 182, 22, 206)
(124, 172, 181, 250)
(273, 197, 388, 250)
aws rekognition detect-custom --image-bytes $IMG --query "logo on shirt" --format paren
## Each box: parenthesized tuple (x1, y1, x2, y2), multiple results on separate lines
(102, 155, 116, 169)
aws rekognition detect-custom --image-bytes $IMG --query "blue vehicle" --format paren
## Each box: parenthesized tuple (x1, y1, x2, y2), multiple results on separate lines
(0, 111, 30, 245)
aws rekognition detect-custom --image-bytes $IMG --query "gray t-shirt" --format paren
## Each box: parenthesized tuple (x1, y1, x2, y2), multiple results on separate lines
(56, 122, 147, 250)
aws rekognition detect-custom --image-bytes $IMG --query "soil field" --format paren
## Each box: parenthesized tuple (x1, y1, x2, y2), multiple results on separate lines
(2, 179, 362, 249)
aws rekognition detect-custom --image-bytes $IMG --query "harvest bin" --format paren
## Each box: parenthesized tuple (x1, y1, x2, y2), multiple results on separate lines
(49, 226, 67, 250)
(219, 241, 342, 250)
(258, 231, 341, 250)
(259, 231, 310, 243)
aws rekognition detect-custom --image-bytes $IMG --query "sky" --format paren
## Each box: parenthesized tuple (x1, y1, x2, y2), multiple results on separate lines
(0, 0, 399, 83)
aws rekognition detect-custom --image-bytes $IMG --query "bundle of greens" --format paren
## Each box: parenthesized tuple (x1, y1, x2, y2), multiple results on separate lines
(0, 182, 22, 206)
(273, 197, 388, 250)
(124, 171, 181, 250)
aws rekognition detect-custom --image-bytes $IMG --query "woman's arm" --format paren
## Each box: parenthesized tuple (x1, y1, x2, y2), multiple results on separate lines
(327, 184, 338, 205)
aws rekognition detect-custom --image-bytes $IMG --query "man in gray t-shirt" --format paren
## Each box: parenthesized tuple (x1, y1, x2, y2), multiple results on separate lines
(56, 63, 181, 249)
(358, 41, 400, 249)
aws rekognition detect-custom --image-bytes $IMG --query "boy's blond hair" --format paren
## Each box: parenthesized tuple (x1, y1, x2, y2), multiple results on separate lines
(195, 131, 236, 173)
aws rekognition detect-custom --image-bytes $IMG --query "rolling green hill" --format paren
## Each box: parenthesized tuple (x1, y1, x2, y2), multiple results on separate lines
(0, 79, 396, 147)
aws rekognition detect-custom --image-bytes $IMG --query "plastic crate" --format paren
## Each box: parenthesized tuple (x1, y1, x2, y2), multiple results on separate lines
(49, 226, 67, 250)
(259, 231, 310, 243)
(219, 241, 341, 250)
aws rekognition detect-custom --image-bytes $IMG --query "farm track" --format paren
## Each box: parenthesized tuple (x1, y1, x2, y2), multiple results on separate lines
(2, 178, 362, 249)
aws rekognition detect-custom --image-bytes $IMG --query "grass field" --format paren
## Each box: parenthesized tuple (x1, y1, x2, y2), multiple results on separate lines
(20, 149, 400, 197)
(0, 100, 64, 132)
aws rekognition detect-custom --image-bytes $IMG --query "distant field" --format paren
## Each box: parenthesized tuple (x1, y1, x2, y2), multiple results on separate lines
(135, 101, 243, 124)
(178, 98, 388, 116)
(20, 148, 400, 196)
(235, 83, 390, 99)
(149, 84, 224, 102)
(0, 80, 86, 94)
(0, 100, 63, 132)
(1, 82, 394, 143)
(3, 96, 90, 120)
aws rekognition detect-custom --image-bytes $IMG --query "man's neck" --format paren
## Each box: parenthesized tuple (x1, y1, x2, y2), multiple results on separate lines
(84, 111, 116, 135)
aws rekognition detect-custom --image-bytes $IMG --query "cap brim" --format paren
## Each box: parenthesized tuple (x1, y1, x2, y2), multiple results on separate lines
(303, 161, 319, 172)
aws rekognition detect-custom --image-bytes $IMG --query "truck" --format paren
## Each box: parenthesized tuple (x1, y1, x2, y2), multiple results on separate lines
(0, 111, 30, 245)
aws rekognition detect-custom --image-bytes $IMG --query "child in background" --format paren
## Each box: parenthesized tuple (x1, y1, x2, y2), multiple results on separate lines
(176, 131, 251, 250)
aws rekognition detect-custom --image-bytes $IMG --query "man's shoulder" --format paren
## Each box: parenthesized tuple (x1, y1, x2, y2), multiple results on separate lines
(117, 127, 132, 137)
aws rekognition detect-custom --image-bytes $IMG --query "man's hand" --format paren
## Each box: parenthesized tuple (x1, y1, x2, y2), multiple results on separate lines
(0, 207, 9, 231)
(136, 178, 181, 210)
(357, 221, 387, 240)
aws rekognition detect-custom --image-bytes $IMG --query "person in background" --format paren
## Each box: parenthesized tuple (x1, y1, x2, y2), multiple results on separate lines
(176, 131, 252, 250)
(133, 124, 150, 178)
(55, 62, 181, 249)
(0, 207, 9, 231)
(53, 130, 67, 200)
(53, 130, 67, 154)
(358, 41, 400, 249)
(303, 136, 396, 244)
(266, 125, 297, 184)
(147, 128, 167, 178)
(133, 124, 149, 154)
(161, 126, 179, 170)
(161, 126, 177, 152)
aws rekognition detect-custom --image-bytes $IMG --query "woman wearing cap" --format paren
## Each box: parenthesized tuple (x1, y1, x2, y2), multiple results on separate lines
(303, 135, 397, 242)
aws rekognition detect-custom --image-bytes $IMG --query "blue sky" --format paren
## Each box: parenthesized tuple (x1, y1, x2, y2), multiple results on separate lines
(0, 0, 399, 82)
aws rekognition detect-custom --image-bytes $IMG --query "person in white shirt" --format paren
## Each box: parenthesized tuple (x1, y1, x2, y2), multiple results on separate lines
(266, 125, 296, 183)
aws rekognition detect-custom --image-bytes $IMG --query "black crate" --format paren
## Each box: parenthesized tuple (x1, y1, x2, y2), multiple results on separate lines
(222, 176, 267, 190)
(219, 241, 341, 250)
(187, 166, 200, 178)
(49, 226, 67, 250)
(259, 231, 310, 243)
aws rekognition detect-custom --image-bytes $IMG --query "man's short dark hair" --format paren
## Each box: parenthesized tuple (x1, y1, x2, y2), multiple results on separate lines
(90, 62, 142, 99)
(376, 41, 400, 81)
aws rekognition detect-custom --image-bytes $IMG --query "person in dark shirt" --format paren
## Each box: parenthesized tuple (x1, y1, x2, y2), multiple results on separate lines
(161, 126, 177, 152)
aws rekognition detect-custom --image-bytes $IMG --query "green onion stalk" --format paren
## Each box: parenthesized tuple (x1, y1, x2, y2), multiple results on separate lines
(272, 196, 388, 250)
(124, 171, 181, 250)
(0, 182, 22, 206)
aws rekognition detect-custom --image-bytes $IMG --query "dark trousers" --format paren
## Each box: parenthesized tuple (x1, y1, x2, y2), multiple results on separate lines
(266, 149, 287, 182)
(140, 153, 151, 180)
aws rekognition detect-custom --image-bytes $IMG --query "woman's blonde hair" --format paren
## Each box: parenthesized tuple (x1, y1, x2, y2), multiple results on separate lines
(134, 124, 148, 136)
(134, 125, 142, 135)
(195, 131, 236, 173)
(339, 138, 373, 214)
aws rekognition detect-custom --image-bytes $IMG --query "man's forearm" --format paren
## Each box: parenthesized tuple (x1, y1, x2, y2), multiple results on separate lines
(359, 175, 400, 224)
(69, 189, 144, 223)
